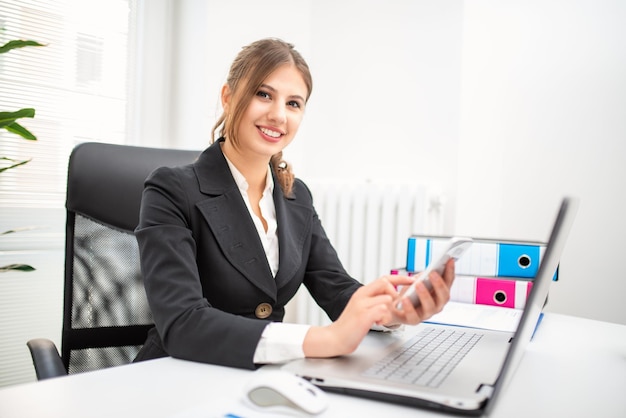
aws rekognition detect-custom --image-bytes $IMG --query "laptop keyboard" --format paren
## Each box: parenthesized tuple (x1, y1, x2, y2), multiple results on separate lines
(362, 327, 482, 388)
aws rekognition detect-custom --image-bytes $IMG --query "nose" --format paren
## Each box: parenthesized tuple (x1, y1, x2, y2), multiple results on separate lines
(268, 102, 286, 125)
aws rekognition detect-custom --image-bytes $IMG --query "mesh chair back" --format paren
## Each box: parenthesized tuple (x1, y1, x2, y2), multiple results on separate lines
(62, 142, 199, 374)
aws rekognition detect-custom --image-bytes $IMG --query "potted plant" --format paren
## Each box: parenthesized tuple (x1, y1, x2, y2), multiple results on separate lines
(0, 38, 45, 272)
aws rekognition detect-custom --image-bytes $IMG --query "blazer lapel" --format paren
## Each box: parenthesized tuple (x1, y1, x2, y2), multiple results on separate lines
(193, 142, 277, 299)
(273, 182, 312, 289)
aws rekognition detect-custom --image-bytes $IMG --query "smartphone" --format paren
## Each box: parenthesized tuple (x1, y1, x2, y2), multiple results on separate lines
(396, 236, 473, 309)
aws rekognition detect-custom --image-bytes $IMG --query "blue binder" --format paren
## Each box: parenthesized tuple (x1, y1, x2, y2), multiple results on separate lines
(497, 243, 541, 277)
(406, 236, 557, 280)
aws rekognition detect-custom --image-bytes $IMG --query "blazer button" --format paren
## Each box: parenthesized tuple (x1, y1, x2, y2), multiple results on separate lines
(255, 303, 273, 319)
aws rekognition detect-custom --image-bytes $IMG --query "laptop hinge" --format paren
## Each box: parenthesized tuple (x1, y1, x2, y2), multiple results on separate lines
(476, 383, 495, 397)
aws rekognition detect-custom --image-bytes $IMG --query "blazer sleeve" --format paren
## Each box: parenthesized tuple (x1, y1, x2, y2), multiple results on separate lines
(294, 180, 363, 321)
(135, 165, 268, 369)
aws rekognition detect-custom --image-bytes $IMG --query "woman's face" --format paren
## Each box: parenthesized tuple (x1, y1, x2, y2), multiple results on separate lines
(225, 63, 308, 160)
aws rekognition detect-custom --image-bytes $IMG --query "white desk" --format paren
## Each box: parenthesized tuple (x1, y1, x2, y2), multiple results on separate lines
(1, 313, 625, 418)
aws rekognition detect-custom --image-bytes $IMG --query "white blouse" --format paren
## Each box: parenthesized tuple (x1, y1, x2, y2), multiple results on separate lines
(223, 156, 310, 363)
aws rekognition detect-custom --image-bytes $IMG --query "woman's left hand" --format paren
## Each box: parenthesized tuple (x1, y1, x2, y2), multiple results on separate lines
(385, 258, 456, 327)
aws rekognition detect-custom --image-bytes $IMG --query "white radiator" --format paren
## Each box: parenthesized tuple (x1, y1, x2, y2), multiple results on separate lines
(285, 181, 444, 326)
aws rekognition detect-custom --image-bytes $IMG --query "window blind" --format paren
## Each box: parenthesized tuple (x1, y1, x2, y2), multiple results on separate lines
(0, 0, 136, 209)
(0, 0, 136, 388)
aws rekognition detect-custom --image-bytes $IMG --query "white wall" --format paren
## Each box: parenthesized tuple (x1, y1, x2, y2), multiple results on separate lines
(456, 0, 626, 324)
(144, 0, 464, 224)
(141, 0, 626, 325)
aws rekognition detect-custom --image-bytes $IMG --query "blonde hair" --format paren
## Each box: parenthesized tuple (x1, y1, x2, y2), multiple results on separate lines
(211, 38, 313, 197)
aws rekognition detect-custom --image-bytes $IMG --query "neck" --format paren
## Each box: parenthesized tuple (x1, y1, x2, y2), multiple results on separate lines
(221, 140, 269, 191)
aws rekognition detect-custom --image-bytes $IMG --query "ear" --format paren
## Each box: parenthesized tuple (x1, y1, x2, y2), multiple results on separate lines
(221, 84, 231, 110)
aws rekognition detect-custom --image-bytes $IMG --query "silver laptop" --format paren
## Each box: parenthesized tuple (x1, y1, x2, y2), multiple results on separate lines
(283, 197, 579, 416)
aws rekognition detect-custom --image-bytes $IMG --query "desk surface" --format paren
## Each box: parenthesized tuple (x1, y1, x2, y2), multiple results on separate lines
(1, 313, 625, 418)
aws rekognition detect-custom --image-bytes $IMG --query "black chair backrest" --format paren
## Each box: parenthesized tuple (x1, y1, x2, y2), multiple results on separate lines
(62, 142, 200, 374)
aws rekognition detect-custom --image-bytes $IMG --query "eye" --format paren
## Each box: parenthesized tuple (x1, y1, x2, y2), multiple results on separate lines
(256, 90, 271, 100)
(288, 100, 303, 109)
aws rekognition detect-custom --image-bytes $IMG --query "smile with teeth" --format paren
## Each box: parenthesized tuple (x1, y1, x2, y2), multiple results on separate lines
(259, 127, 283, 138)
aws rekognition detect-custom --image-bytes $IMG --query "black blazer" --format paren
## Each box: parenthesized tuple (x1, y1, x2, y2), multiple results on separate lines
(134, 139, 361, 369)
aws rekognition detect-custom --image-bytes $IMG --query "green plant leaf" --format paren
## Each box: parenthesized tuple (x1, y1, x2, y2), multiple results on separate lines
(0, 40, 43, 273)
(0, 108, 36, 126)
(0, 156, 31, 173)
(0, 109, 37, 141)
(0, 40, 45, 54)
(0, 264, 36, 273)
(4, 121, 37, 140)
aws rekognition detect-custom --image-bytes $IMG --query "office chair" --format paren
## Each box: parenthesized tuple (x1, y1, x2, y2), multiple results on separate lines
(27, 142, 200, 380)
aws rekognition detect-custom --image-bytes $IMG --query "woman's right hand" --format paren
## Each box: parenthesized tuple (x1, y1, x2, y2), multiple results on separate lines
(302, 275, 413, 358)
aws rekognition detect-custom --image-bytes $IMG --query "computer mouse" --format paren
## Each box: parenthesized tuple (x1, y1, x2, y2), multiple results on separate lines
(243, 370, 329, 415)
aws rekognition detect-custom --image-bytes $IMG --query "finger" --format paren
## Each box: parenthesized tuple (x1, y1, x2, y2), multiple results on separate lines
(355, 297, 396, 326)
(355, 293, 394, 310)
(385, 274, 415, 287)
(395, 295, 422, 325)
(375, 275, 414, 299)
(428, 273, 451, 310)
(442, 258, 455, 286)
(393, 273, 425, 301)
(363, 276, 406, 300)
(360, 277, 399, 297)
(372, 305, 395, 326)
(394, 281, 428, 313)
(414, 281, 436, 315)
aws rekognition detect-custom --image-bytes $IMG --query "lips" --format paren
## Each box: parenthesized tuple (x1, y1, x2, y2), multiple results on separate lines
(258, 126, 284, 142)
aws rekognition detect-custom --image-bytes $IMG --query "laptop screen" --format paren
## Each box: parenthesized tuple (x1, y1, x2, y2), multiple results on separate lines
(484, 197, 579, 415)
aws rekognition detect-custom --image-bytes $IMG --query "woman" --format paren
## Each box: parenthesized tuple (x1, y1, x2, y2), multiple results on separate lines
(134, 38, 455, 369)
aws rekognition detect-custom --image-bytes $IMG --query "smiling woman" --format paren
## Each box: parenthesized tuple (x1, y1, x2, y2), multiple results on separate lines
(133, 37, 456, 371)
(220, 63, 308, 198)
(212, 39, 313, 199)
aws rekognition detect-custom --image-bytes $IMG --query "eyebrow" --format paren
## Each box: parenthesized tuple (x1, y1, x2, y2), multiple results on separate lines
(260, 83, 306, 103)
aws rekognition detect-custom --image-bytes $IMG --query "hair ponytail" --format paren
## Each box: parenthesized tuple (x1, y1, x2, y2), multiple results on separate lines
(270, 151, 294, 198)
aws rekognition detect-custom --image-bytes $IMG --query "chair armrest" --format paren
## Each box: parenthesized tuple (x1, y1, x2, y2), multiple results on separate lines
(26, 338, 67, 380)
